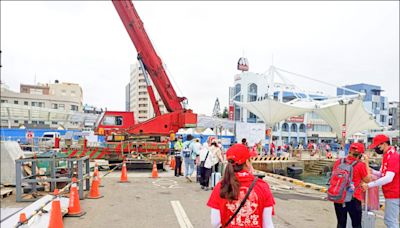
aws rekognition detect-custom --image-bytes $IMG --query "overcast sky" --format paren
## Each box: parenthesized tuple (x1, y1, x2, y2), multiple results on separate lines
(1, 1, 399, 115)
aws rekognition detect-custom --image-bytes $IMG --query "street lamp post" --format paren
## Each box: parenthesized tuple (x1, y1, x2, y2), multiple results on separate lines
(339, 99, 354, 154)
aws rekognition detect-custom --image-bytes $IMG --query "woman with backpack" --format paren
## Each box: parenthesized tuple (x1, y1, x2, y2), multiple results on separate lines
(329, 142, 371, 228)
(207, 144, 275, 228)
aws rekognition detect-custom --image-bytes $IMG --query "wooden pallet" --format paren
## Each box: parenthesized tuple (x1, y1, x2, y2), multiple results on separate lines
(1, 188, 13, 199)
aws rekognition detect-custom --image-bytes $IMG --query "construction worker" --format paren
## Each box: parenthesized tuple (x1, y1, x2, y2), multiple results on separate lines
(361, 134, 400, 228)
(174, 136, 184, 177)
(207, 144, 275, 227)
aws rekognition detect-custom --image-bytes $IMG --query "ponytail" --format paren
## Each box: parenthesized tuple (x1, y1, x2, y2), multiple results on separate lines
(220, 159, 244, 201)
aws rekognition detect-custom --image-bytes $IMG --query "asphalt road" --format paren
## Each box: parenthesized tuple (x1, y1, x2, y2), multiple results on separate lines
(2, 168, 386, 228)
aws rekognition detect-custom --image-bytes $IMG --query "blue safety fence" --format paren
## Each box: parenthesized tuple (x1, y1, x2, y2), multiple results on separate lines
(0, 128, 106, 145)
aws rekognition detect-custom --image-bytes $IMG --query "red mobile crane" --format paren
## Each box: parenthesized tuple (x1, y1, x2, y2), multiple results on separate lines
(87, 0, 197, 166)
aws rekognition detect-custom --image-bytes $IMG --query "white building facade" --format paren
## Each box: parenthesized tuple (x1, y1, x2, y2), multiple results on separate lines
(127, 62, 167, 123)
(230, 70, 337, 146)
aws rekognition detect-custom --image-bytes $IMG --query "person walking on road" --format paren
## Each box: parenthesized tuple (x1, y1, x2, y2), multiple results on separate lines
(361, 134, 400, 228)
(174, 136, 184, 177)
(182, 134, 195, 182)
(199, 141, 212, 190)
(209, 139, 224, 173)
(331, 142, 370, 228)
(207, 144, 275, 228)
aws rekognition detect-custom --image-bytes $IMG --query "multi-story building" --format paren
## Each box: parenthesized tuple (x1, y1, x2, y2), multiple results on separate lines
(388, 101, 399, 130)
(337, 83, 389, 127)
(229, 68, 336, 146)
(127, 62, 167, 123)
(1, 81, 84, 129)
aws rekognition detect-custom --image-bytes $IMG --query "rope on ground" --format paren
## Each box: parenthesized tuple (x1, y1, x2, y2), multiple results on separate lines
(15, 160, 124, 227)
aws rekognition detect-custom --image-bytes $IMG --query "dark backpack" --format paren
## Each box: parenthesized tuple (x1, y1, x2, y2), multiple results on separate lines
(327, 158, 358, 204)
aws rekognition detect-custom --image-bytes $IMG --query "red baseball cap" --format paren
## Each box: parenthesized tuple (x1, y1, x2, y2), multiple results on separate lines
(349, 142, 365, 154)
(226, 144, 251, 165)
(368, 134, 390, 149)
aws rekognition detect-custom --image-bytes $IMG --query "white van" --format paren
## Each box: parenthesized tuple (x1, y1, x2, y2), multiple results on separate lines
(39, 132, 62, 149)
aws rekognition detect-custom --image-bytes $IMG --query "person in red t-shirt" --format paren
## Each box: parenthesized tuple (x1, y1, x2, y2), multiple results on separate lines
(207, 144, 275, 228)
(361, 134, 400, 228)
(332, 142, 370, 228)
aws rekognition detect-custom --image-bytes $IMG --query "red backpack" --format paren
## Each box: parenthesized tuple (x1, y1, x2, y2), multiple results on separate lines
(327, 158, 358, 203)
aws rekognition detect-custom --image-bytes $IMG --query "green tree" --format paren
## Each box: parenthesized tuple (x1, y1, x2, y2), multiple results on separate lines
(222, 107, 228, 118)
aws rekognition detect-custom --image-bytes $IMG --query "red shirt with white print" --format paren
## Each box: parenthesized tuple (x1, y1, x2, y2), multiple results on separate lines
(381, 146, 400, 199)
(207, 171, 275, 228)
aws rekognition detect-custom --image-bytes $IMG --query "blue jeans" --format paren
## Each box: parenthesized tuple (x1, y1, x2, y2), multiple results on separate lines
(183, 157, 195, 177)
(384, 198, 400, 228)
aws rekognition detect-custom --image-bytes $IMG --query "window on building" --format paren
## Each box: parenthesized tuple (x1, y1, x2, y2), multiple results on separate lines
(51, 121, 58, 125)
(24, 120, 28, 124)
(59, 104, 65, 110)
(312, 124, 332, 132)
(291, 124, 298, 132)
(389, 119, 393, 125)
(38, 121, 45, 125)
(24, 101, 29, 105)
(139, 79, 146, 83)
(30, 88, 43, 95)
(52, 103, 58, 109)
(139, 104, 148, 107)
(139, 86, 147, 89)
(139, 98, 148, 101)
(299, 124, 306, 132)
(31, 101, 37, 106)
(372, 102, 378, 110)
(14, 100, 19, 104)
(139, 110, 147, 114)
(1, 100, 8, 103)
(71, 105, 79, 111)
(61, 90, 67, 96)
(234, 84, 241, 101)
(282, 123, 289, 132)
(38, 102, 44, 107)
(14, 120, 19, 124)
(389, 108, 393, 116)
(380, 115, 386, 123)
(381, 103, 385, 110)
(32, 120, 38, 124)
(71, 90, 76, 97)
(102, 116, 123, 126)
(139, 92, 147, 95)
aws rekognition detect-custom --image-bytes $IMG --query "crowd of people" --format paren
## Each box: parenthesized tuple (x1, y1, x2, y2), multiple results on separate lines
(170, 134, 399, 228)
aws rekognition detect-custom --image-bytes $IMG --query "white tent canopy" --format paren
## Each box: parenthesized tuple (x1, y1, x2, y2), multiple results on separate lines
(234, 99, 312, 126)
(236, 96, 380, 137)
(202, 128, 216, 136)
(315, 98, 381, 137)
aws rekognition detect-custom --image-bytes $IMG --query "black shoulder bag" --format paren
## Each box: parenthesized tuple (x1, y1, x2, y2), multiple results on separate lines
(221, 177, 259, 228)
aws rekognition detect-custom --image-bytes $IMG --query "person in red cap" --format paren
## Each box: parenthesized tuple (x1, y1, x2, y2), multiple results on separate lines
(207, 144, 275, 228)
(361, 134, 399, 228)
(331, 142, 370, 228)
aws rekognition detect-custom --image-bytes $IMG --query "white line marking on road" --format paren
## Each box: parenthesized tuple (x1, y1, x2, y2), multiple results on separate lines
(170, 200, 194, 228)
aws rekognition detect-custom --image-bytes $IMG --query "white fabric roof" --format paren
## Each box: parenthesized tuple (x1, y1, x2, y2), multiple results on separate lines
(202, 128, 216, 136)
(315, 98, 381, 136)
(236, 96, 380, 137)
(234, 99, 312, 126)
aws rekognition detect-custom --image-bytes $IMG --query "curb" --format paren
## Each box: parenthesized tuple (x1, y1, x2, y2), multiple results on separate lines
(264, 172, 326, 193)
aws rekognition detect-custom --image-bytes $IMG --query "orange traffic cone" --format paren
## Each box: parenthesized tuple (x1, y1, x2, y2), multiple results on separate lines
(170, 157, 175, 170)
(48, 189, 64, 228)
(19, 212, 28, 225)
(87, 175, 103, 199)
(118, 159, 130, 183)
(66, 177, 86, 217)
(93, 163, 103, 187)
(152, 161, 158, 178)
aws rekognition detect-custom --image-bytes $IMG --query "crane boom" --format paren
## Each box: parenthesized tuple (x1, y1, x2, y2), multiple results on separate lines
(112, 0, 185, 113)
